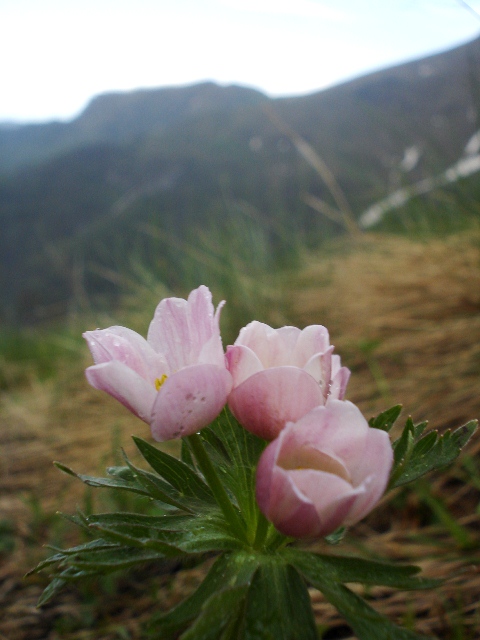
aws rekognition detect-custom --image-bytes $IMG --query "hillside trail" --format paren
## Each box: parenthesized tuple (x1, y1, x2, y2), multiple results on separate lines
(1, 231, 479, 639)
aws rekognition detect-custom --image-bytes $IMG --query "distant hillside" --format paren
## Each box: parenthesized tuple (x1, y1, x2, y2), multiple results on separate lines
(1, 37, 480, 324)
(0, 82, 267, 174)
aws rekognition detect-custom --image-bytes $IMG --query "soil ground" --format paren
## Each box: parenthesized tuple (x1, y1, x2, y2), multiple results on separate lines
(1, 232, 479, 639)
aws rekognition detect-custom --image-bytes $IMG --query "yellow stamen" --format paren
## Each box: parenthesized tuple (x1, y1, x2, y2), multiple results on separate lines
(155, 374, 168, 391)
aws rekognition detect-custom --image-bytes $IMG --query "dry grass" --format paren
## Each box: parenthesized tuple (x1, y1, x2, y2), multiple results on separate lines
(292, 232, 480, 430)
(1, 231, 479, 639)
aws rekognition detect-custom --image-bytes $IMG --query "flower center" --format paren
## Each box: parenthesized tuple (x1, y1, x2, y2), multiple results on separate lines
(281, 446, 351, 483)
(155, 374, 168, 391)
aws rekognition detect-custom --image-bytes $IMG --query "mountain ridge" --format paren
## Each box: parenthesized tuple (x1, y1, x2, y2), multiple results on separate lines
(1, 36, 480, 324)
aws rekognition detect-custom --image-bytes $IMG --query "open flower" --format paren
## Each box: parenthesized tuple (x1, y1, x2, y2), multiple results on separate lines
(256, 400, 393, 538)
(226, 321, 350, 440)
(83, 286, 232, 441)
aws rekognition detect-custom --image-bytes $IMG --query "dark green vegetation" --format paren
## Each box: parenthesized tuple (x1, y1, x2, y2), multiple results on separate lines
(1, 36, 480, 324)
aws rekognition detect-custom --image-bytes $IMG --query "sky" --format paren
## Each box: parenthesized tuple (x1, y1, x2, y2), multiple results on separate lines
(1, 0, 480, 123)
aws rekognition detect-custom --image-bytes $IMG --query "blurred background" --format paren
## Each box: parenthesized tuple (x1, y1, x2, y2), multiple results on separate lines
(1, 1, 480, 638)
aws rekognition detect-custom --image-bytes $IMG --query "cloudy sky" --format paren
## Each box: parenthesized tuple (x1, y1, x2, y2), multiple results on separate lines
(2, 0, 480, 123)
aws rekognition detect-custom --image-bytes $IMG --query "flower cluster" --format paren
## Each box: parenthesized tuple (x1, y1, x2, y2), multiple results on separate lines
(84, 286, 393, 538)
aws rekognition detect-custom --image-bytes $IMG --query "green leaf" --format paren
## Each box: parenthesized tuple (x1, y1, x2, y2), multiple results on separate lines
(123, 457, 198, 512)
(66, 546, 165, 571)
(87, 511, 244, 554)
(54, 462, 152, 498)
(290, 551, 433, 639)
(37, 576, 68, 606)
(204, 409, 266, 534)
(27, 539, 116, 576)
(181, 584, 249, 640)
(369, 405, 402, 432)
(286, 549, 439, 590)
(149, 551, 259, 638)
(393, 418, 415, 465)
(324, 526, 346, 545)
(243, 560, 318, 640)
(390, 420, 478, 489)
(106, 465, 138, 481)
(133, 436, 215, 504)
(200, 426, 232, 465)
(314, 580, 432, 640)
(86, 512, 192, 532)
(86, 522, 184, 556)
(181, 439, 196, 468)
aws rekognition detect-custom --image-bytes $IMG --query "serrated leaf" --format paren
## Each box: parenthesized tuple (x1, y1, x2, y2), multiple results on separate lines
(133, 436, 215, 504)
(390, 420, 478, 489)
(412, 431, 438, 457)
(149, 551, 259, 638)
(123, 457, 196, 512)
(369, 405, 402, 432)
(106, 465, 138, 481)
(200, 426, 232, 465)
(67, 546, 164, 570)
(204, 409, 266, 533)
(286, 549, 439, 590)
(315, 580, 433, 640)
(87, 523, 184, 555)
(87, 511, 242, 554)
(37, 576, 68, 606)
(393, 418, 415, 464)
(181, 439, 196, 468)
(87, 512, 192, 532)
(51, 538, 116, 556)
(413, 421, 428, 439)
(54, 462, 152, 498)
(324, 526, 346, 545)
(27, 539, 116, 576)
(57, 511, 91, 533)
(291, 553, 433, 639)
(243, 560, 318, 640)
(181, 584, 249, 640)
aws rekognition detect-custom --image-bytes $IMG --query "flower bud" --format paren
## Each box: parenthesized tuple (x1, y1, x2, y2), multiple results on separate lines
(226, 321, 350, 440)
(256, 400, 393, 538)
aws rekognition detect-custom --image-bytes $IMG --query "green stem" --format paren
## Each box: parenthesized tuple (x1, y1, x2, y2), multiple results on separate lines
(253, 510, 270, 550)
(187, 433, 247, 541)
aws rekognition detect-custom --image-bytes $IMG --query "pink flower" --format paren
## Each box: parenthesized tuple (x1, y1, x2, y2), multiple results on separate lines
(226, 321, 350, 440)
(255, 400, 393, 538)
(83, 286, 232, 441)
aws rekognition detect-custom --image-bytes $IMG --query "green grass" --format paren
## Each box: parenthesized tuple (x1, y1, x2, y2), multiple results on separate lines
(0, 326, 84, 389)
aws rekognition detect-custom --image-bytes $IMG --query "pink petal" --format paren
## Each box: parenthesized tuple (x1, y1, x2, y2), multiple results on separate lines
(274, 326, 303, 364)
(288, 468, 363, 536)
(289, 401, 372, 468)
(147, 286, 223, 371)
(293, 325, 331, 367)
(256, 440, 322, 538)
(265, 466, 322, 538)
(227, 366, 325, 440)
(187, 285, 219, 347)
(233, 322, 300, 368)
(329, 355, 350, 400)
(343, 429, 393, 524)
(85, 361, 157, 422)
(150, 364, 232, 441)
(83, 327, 168, 381)
(303, 347, 333, 397)
(225, 344, 264, 387)
(197, 301, 226, 367)
(147, 296, 191, 371)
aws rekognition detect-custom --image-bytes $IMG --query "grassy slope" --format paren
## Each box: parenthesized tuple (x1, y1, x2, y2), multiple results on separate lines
(0, 230, 479, 638)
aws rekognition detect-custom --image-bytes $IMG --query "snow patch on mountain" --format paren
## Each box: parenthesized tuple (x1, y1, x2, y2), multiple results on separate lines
(359, 131, 480, 228)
